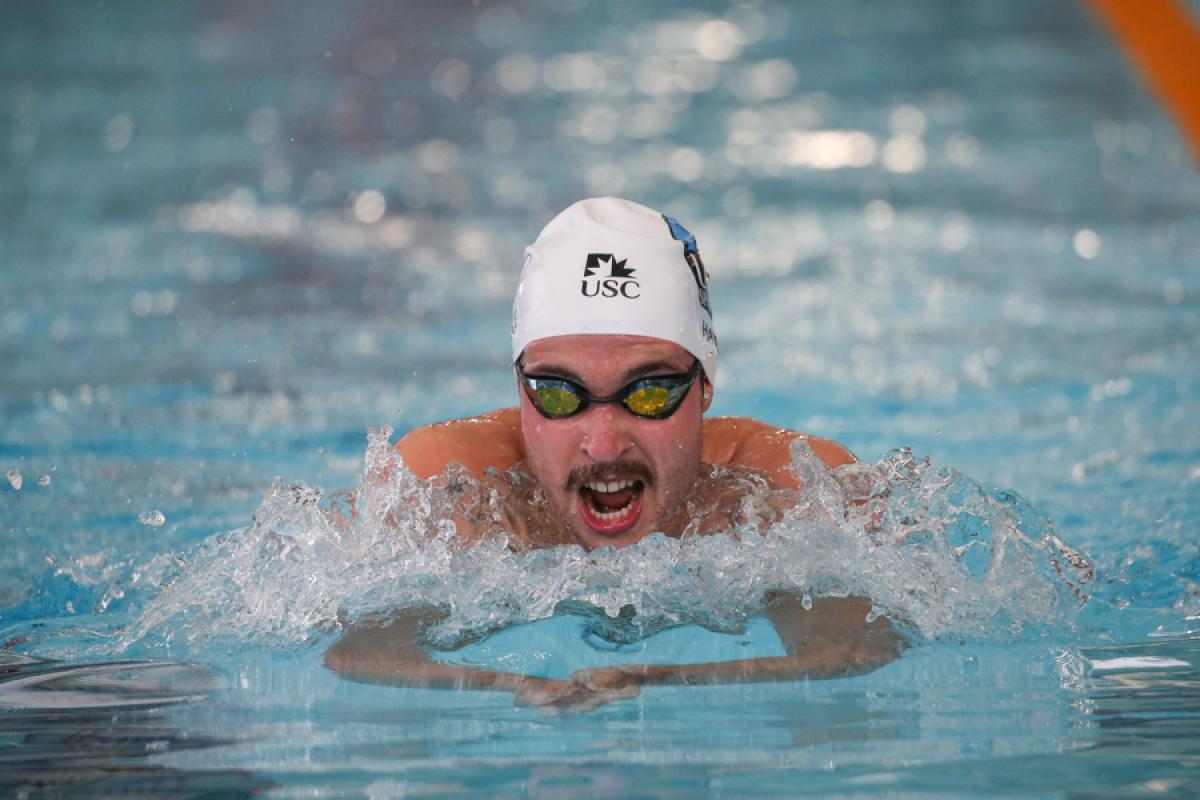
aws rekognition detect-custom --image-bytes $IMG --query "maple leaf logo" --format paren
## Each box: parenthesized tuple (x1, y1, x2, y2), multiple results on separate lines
(584, 253, 636, 279)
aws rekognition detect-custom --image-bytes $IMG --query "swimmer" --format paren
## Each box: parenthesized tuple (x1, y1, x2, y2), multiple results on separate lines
(325, 197, 903, 710)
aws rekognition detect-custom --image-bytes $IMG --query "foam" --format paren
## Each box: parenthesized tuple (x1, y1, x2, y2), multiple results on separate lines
(99, 428, 1094, 656)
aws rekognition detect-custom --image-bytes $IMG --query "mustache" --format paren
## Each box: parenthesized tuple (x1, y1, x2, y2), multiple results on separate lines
(565, 460, 654, 492)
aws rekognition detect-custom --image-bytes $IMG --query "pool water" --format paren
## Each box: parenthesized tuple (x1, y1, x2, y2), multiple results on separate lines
(3, 0, 1199, 796)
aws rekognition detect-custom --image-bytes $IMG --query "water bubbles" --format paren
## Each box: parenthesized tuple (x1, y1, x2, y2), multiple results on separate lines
(585, 163, 628, 196)
(352, 190, 386, 224)
(379, 217, 415, 249)
(474, 5, 523, 47)
(431, 59, 471, 100)
(722, 186, 755, 218)
(667, 147, 705, 182)
(495, 54, 539, 94)
(542, 52, 606, 93)
(572, 105, 619, 145)
(139, 510, 166, 527)
(213, 371, 237, 393)
(130, 289, 178, 317)
(694, 20, 744, 62)
(940, 214, 971, 252)
(37, 474, 52, 487)
(1094, 119, 1123, 154)
(864, 200, 894, 231)
(453, 228, 489, 261)
(782, 130, 875, 170)
(102, 114, 134, 152)
(482, 116, 517, 153)
(735, 59, 797, 102)
(49, 389, 69, 412)
(945, 132, 981, 166)
(882, 135, 926, 173)
(889, 104, 926, 136)
(6, 468, 22, 491)
(112, 431, 1093, 655)
(1073, 229, 1101, 259)
(416, 139, 459, 174)
(634, 56, 676, 97)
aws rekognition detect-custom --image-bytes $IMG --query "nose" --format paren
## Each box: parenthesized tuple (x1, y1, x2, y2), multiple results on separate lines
(579, 407, 633, 462)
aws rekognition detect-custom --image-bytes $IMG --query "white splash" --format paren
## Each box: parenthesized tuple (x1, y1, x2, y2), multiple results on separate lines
(1090, 656, 1190, 671)
(138, 510, 166, 527)
(108, 428, 1093, 655)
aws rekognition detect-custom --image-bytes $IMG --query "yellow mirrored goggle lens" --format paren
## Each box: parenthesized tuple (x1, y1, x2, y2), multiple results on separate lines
(535, 385, 581, 417)
(623, 385, 671, 417)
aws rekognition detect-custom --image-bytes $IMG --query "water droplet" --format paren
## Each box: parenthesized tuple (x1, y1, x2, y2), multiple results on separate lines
(37, 474, 51, 487)
(5, 468, 22, 491)
(1073, 229, 1101, 260)
(431, 58, 471, 99)
(139, 510, 166, 527)
(352, 190, 386, 224)
(801, 593, 813, 610)
(102, 113, 134, 152)
(694, 20, 744, 62)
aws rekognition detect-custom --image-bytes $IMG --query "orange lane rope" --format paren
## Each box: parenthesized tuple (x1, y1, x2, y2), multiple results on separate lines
(1084, 0, 1200, 164)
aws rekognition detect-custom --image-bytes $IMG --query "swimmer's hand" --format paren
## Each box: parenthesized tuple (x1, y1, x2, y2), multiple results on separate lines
(325, 609, 640, 714)
(513, 676, 640, 714)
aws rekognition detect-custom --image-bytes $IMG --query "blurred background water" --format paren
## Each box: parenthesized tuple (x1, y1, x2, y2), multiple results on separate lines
(2, 0, 1199, 796)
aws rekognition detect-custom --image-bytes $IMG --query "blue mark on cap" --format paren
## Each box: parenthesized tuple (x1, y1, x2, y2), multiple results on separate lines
(663, 214, 698, 255)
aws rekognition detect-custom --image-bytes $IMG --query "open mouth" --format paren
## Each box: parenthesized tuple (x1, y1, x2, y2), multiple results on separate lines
(578, 478, 645, 534)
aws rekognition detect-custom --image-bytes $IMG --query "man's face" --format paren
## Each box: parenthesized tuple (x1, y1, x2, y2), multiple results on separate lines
(518, 334, 710, 550)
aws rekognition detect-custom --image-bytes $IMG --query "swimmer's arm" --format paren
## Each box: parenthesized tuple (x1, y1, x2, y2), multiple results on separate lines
(324, 608, 539, 691)
(702, 416, 856, 490)
(395, 408, 525, 479)
(571, 596, 903, 690)
(323, 609, 636, 710)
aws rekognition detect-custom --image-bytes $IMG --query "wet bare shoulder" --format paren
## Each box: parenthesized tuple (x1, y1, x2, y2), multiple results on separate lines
(395, 408, 525, 479)
(702, 416, 855, 489)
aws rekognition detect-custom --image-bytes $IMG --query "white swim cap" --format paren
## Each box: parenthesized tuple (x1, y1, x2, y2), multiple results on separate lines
(511, 197, 717, 380)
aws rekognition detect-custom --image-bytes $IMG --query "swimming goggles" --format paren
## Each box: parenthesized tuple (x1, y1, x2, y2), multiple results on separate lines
(517, 360, 702, 420)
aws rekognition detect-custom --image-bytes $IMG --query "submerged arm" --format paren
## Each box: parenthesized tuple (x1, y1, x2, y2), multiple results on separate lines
(572, 596, 903, 691)
(324, 609, 524, 691)
(323, 609, 636, 710)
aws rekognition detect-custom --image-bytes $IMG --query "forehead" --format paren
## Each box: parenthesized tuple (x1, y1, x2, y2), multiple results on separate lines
(521, 335, 693, 372)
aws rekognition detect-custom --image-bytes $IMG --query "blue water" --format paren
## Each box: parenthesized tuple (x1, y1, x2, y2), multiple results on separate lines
(3, 0, 1200, 796)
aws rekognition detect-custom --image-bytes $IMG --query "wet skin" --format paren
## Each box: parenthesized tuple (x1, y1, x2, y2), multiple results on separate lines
(333, 334, 904, 711)
(390, 333, 860, 549)
(517, 335, 711, 550)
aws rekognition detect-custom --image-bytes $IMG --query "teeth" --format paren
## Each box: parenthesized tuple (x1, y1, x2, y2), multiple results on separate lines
(584, 479, 635, 493)
(591, 507, 631, 521)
